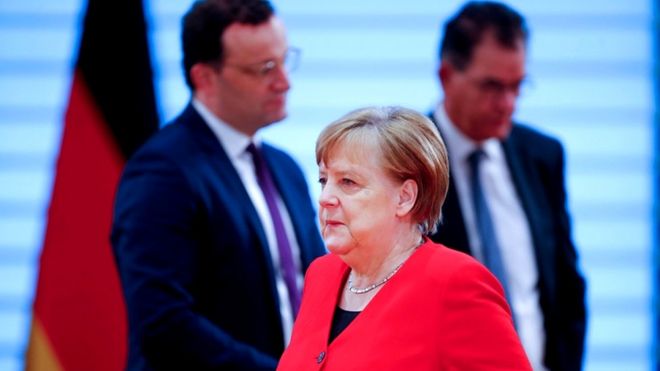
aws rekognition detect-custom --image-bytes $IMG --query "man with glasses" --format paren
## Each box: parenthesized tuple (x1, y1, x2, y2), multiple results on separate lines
(111, 0, 325, 369)
(428, 2, 586, 370)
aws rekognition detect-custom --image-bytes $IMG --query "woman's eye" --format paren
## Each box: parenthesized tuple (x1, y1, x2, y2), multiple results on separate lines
(341, 178, 355, 186)
(318, 177, 327, 186)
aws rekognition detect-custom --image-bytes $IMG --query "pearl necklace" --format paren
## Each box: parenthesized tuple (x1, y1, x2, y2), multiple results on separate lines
(347, 238, 423, 295)
(347, 262, 404, 295)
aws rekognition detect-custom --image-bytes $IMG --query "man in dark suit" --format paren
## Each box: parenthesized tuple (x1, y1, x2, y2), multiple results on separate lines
(429, 2, 587, 370)
(110, 0, 326, 369)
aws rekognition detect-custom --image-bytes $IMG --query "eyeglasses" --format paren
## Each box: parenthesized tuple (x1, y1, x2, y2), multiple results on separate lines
(222, 47, 301, 80)
(467, 76, 530, 99)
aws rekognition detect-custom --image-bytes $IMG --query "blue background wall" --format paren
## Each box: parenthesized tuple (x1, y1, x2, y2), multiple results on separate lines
(0, 0, 655, 370)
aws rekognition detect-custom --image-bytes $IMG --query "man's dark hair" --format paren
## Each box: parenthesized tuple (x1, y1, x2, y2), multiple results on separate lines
(439, 1, 528, 70)
(181, 0, 275, 89)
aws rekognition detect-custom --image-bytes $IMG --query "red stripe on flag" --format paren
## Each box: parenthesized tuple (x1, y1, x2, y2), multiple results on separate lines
(30, 72, 128, 371)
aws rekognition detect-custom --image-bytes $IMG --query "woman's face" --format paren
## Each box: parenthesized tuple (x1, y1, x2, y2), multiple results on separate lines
(318, 142, 404, 257)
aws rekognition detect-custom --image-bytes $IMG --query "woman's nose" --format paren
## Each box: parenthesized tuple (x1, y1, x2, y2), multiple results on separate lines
(318, 185, 338, 208)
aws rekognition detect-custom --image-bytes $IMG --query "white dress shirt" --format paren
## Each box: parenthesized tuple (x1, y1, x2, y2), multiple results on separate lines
(434, 104, 547, 371)
(192, 99, 303, 344)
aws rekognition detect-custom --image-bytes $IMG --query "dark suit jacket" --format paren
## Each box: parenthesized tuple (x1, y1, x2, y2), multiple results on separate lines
(278, 240, 531, 370)
(429, 117, 587, 371)
(111, 104, 326, 370)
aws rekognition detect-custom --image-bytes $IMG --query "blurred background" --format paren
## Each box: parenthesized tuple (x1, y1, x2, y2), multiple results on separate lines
(0, 0, 656, 370)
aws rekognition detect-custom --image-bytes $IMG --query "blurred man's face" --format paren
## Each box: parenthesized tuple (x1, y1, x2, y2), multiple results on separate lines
(441, 31, 526, 142)
(203, 16, 291, 136)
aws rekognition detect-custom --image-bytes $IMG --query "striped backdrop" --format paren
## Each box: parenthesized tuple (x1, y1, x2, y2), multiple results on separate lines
(0, 0, 654, 370)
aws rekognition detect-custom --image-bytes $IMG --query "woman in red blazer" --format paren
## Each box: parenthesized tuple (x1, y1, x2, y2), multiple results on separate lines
(277, 106, 531, 370)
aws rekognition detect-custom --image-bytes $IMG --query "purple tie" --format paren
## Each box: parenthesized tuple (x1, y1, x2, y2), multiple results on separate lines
(246, 143, 301, 315)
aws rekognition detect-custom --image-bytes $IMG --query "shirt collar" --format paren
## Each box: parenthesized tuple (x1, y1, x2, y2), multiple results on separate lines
(433, 102, 501, 162)
(192, 98, 261, 159)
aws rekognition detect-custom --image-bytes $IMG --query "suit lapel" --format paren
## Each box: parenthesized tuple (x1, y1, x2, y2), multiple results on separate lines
(440, 176, 472, 254)
(500, 130, 553, 284)
(184, 104, 275, 274)
(261, 144, 315, 266)
(427, 113, 471, 254)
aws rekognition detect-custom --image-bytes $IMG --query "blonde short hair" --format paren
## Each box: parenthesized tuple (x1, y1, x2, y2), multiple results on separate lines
(316, 106, 449, 235)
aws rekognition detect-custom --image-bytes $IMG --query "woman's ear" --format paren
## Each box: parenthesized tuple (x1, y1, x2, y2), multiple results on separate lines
(396, 179, 418, 217)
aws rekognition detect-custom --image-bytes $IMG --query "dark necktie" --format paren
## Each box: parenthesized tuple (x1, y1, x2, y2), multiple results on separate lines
(468, 149, 512, 303)
(246, 143, 301, 315)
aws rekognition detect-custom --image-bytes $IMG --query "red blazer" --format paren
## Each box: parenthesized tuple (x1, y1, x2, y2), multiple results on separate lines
(278, 240, 531, 370)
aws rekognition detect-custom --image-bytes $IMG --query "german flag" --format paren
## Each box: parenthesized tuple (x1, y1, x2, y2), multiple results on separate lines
(25, 0, 158, 369)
